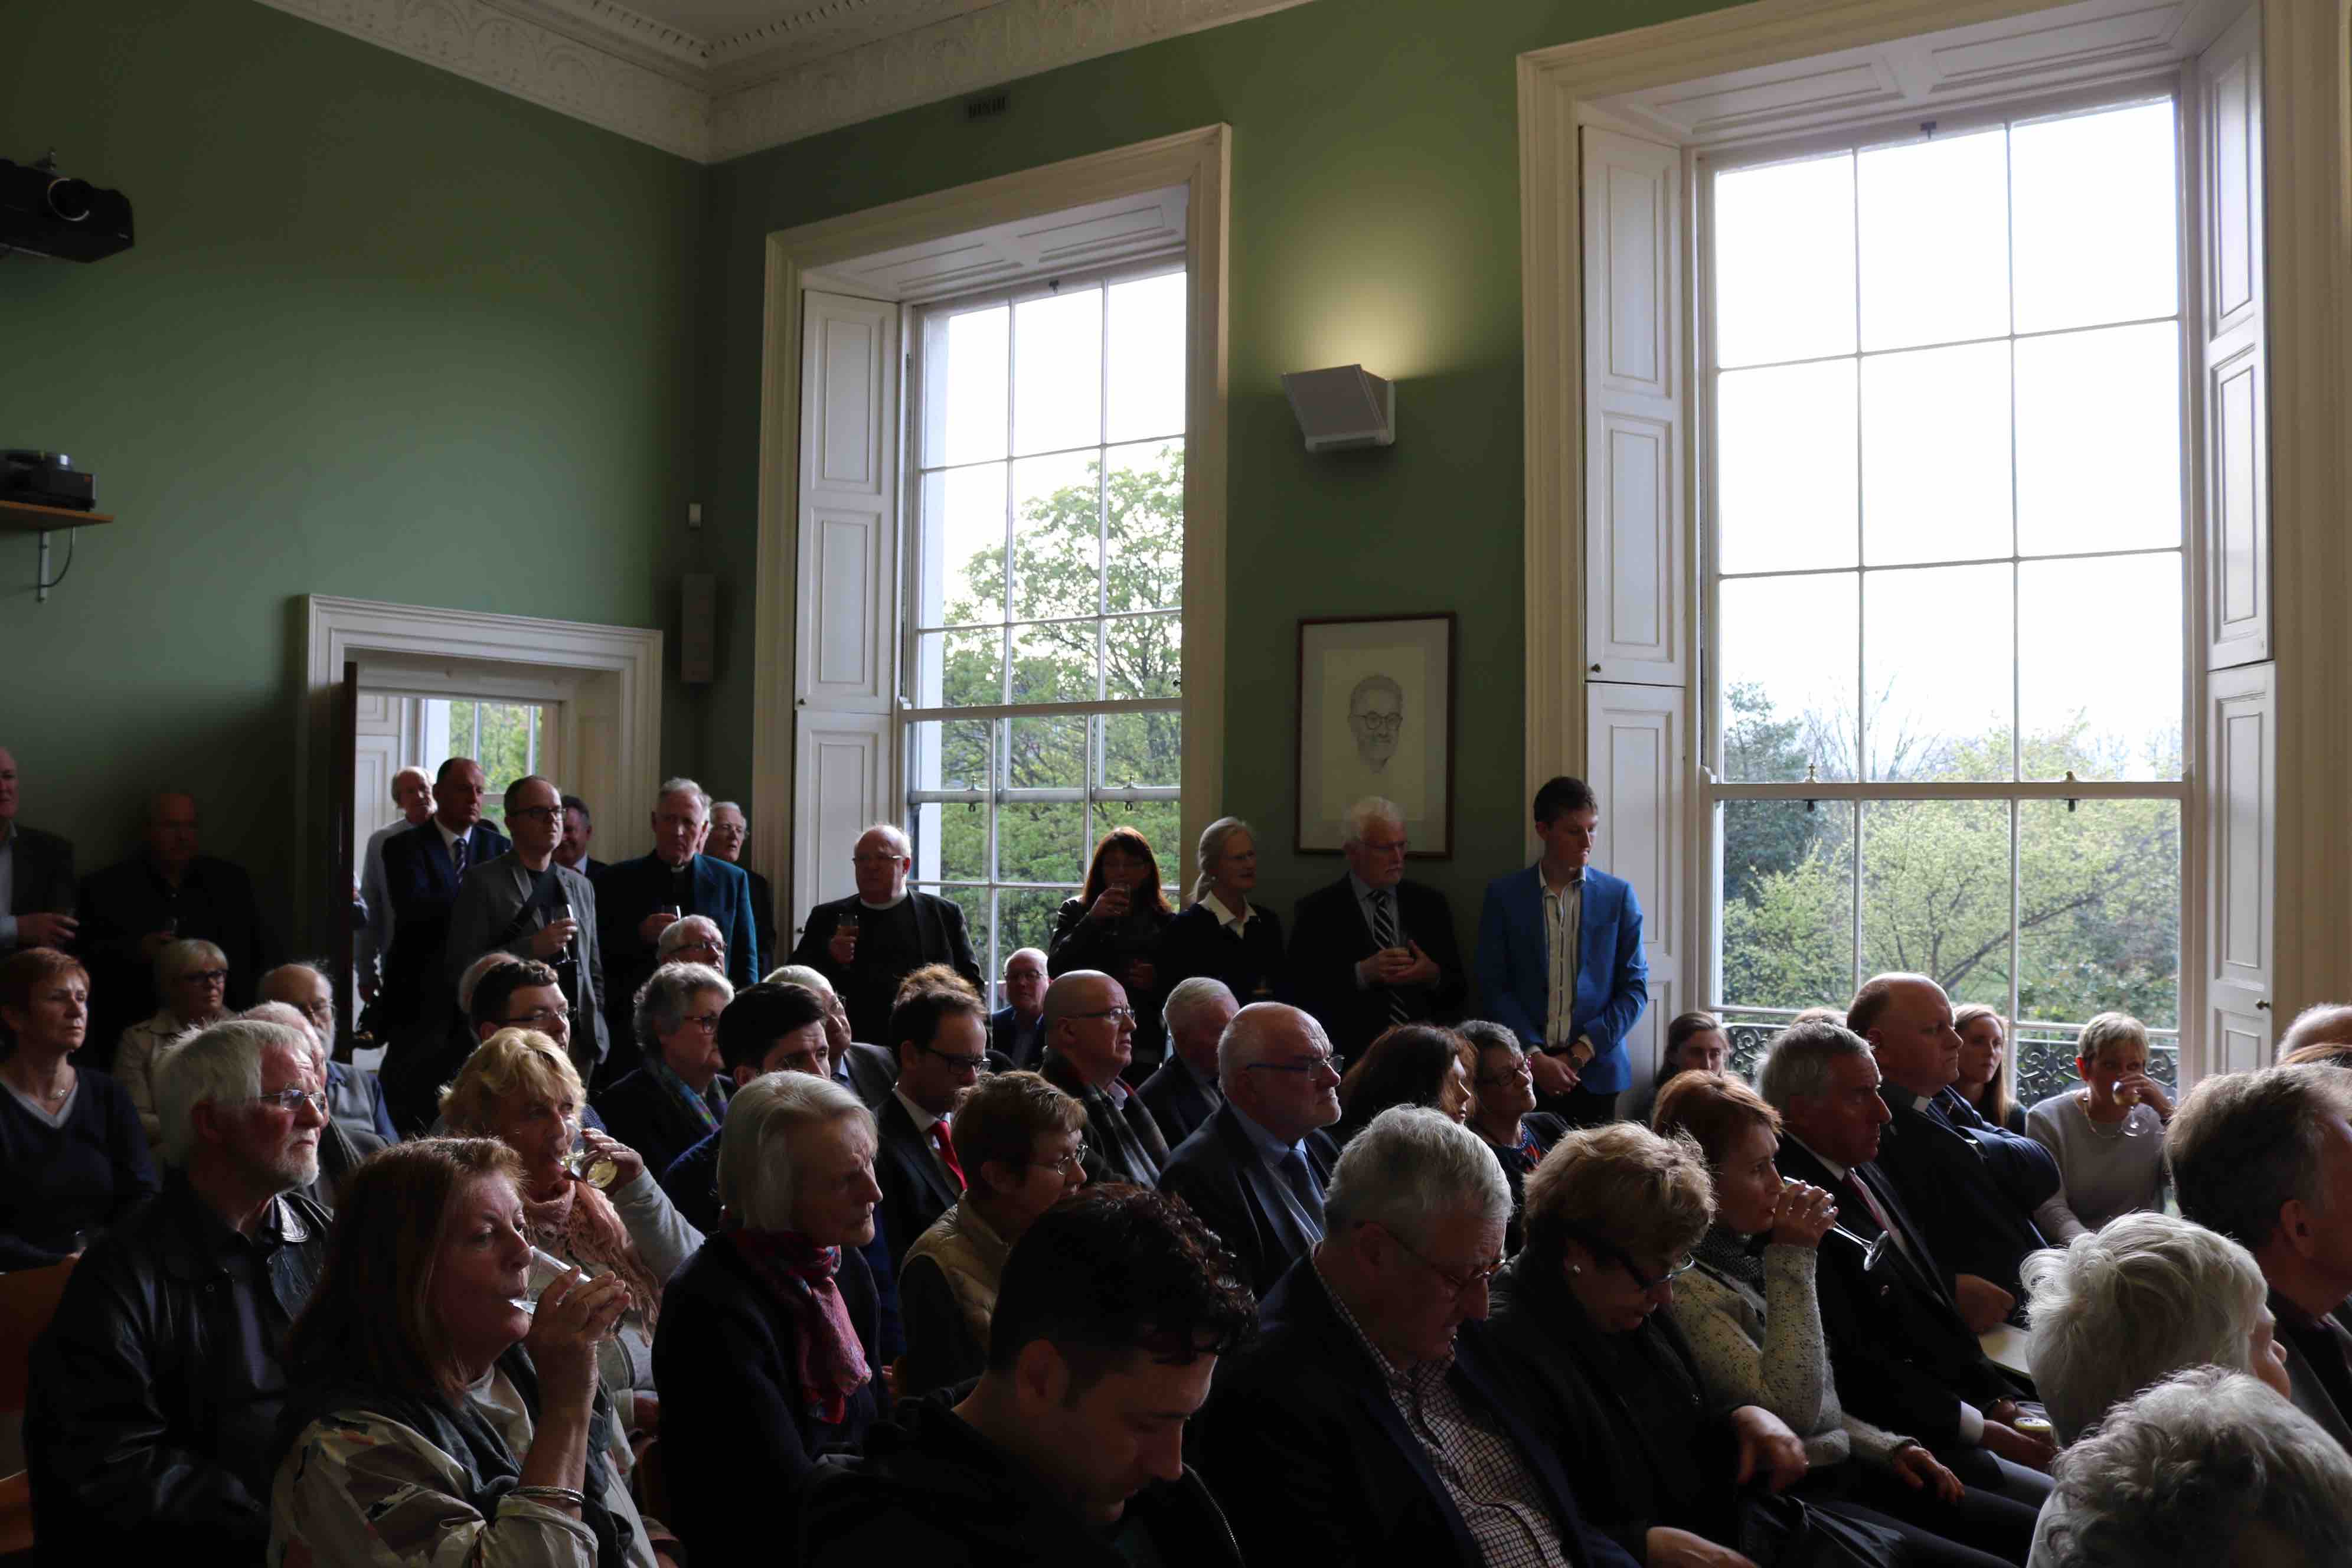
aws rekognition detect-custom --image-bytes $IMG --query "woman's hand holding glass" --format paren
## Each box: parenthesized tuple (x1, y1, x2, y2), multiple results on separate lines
(1768, 1178, 1838, 1250)
(526, 1266, 631, 1398)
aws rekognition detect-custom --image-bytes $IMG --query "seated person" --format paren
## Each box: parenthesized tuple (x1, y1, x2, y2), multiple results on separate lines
(1664, 1011, 1733, 1079)
(1332, 1021, 1472, 1143)
(442, 1028, 700, 1449)
(767, 961, 896, 1106)
(656, 913, 729, 971)
(1952, 1007, 2025, 1135)
(242, 1001, 369, 1207)
(1135, 976, 1237, 1147)
(114, 937, 229, 1145)
(1158, 817, 1285, 1005)
(873, 984, 989, 1267)
(802, 1186, 1255, 1565)
(256, 961, 398, 1149)
(1040, 971, 1167, 1187)
(27, 1018, 332, 1559)
(1195, 1105, 1639, 1567)
(897, 1069, 1087, 1399)
(269, 1139, 666, 1566)
(1158, 1002, 1342, 1298)
(2023, 1012, 2173, 1240)
(2031, 1367, 2352, 1567)
(651, 1073, 883, 1562)
(0, 946, 155, 1268)
(989, 946, 1050, 1069)
(2277, 1002, 2352, 1065)
(1047, 827, 1175, 1073)
(1458, 1019, 1567, 1252)
(596, 962, 736, 1182)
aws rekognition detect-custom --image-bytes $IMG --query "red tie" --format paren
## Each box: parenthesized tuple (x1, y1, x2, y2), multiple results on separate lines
(932, 1121, 966, 1190)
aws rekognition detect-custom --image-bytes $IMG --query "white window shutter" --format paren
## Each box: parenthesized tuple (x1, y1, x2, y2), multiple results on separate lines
(1582, 126, 1685, 688)
(2204, 662, 2273, 1076)
(1586, 679, 1684, 1102)
(2199, 7, 2268, 670)
(792, 291, 901, 929)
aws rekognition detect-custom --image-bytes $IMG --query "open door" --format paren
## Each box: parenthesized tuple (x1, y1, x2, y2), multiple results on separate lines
(329, 659, 358, 1054)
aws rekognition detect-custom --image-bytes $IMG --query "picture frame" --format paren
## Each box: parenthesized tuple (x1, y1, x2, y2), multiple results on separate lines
(1295, 612, 1455, 857)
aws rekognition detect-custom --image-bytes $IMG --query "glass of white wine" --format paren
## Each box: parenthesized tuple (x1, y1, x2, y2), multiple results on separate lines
(568, 1120, 620, 1190)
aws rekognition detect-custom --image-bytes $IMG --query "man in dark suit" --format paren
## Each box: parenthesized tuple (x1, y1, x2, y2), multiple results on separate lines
(1289, 797, 1466, 1066)
(1474, 775, 1648, 1127)
(1758, 1020, 2057, 1492)
(769, 962, 897, 1107)
(375, 759, 509, 1064)
(1850, 972, 2059, 1316)
(1040, 970, 1167, 1187)
(0, 746, 77, 958)
(595, 779, 759, 1077)
(77, 790, 279, 1064)
(790, 824, 981, 1048)
(704, 800, 775, 978)
(872, 984, 987, 1268)
(445, 775, 610, 1080)
(555, 794, 607, 881)
(1196, 1105, 1637, 1568)
(988, 946, 1048, 1069)
(1136, 976, 1236, 1148)
(1159, 1002, 1340, 1296)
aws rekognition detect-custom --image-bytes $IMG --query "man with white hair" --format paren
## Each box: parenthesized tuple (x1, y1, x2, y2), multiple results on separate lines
(770, 961, 899, 1107)
(703, 799, 775, 977)
(659, 913, 727, 969)
(789, 822, 981, 1047)
(988, 946, 1050, 1069)
(2031, 1366, 2352, 1566)
(2278, 1002, 2352, 1062)
(596, 777, 757, 1074)
(355, 764, 433, 1001)
(1159, 1002, 1341, 1294)
(1288, 796, 1466, 1066)
(25, 1017, 332, 1558)
(1198, 1105, 1636, 1566)
(1136, 975, 1237, 1145)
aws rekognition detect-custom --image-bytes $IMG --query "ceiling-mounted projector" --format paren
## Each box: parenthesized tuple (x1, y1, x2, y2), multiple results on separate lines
(1, 151, 133, 262)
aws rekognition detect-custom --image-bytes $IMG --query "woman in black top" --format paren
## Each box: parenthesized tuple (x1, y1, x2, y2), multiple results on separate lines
(1046, 827, 1175, 1073)
(0, 947, 156, 1269)
(1158, 816, 1286, 1008)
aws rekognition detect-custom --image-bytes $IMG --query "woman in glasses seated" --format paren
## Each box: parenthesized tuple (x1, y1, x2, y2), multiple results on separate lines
(115, 937, 230, 1148)
(596, 963, 737, 1183)
(896, 1070, 1088, 1399)
(1654, 1071, 2043, 1565)
(1457, 1020, 1567, 1253)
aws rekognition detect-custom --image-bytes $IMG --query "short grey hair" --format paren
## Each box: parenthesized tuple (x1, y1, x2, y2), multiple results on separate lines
(656, 778, 711, 816)
(2279, 1003, 2352, 1061)
(1193, 815, 1254, 902)
(243, 1001, 325, 1064)
(389, 765, 431, 803)
(258, 961, 337, 1043)
(1164, 975, 1237, 1043)
(457, 952, 518, 1015)
(156, 937, 227, 991)
(1456, 1019, 1522, 1062)
(858, 821, 911, 858)
(633, 962, 734, 1048)
(1324, 1105, 1511, 1247)
(764, 963, 836, 998)
(2022, 1211, 2272, 1443)
(2040, 1367, 2352, 1567)
(2171, 1065, 2352, 1252)
(657, 915, 724, 961)
(1344, 796, 1404, 844)
(154, 1018, 295, 1167)
(711, 800, 745, 820)
(1214, 1001, 1325, 1090)
(1755, 1020, 1875, 1112)
(2076, 1011, 2149, 1069)
(717, 1071, 875, 1233)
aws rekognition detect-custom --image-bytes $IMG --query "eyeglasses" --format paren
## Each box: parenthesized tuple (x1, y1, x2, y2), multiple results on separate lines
(1476, 1055, 1535, 1087)
(1350, 712, 1406, 736)
(679, 939, 728, 956)
(1030, 1140, 1088, 1176)
(1072, 1006, 1137, 1024)
(1567, 1227, 1696, 1293)
(508, 805, 563, 824)
(247, 1086, 327, 1115)
(184, 969, 229, 986)
(505, 1005, 572, 1027)
(1381, 1227, 1503, 1298)
(680, 1012, 723, 1033)
(917, 1044, 989, 1074)
(1244, 1050, 1338, 1078)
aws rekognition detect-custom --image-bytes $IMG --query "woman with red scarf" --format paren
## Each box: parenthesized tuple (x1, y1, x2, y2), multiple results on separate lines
(651, 1071, 884, 1561)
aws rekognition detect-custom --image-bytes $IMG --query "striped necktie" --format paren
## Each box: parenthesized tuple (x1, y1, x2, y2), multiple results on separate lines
(1370, 890, 1409, 1024)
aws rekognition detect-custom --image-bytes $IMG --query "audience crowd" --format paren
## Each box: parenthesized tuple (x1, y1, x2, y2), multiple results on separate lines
(6, 747, 2352, 1566)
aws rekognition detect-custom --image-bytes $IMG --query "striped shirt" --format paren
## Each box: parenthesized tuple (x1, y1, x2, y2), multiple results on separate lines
(1540, 874, 1583, 1053)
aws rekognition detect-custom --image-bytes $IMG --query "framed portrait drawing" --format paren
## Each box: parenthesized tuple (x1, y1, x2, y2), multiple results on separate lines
(1295, 612, 1455, 856)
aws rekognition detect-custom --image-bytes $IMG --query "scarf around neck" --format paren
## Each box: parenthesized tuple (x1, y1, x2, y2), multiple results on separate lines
(521, 1174, 664, 1338)
(1694, 1221, 1770, 1292)
(729, 1226, 871, 1425)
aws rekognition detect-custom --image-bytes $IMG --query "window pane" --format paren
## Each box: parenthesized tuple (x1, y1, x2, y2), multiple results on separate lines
(1005, 714, 1086, 792)
(1860, 341, 2013, 565)
(1102, 710, 1182, 789)
(2012, 101, 2179, 335)
(1011, 451, 1099, 621)
(906, 717, 991, 795)
(1721, 799, 1855, 1010)
(1857, 129, 2010, 351)
(912, 802, 989, 886)
(1717, 360, 1857, 575)
(996, 888, 1069, 973)
(1012, 288, 1103, 456)
(1864, 563, 2013, 781)
(1106, 272, 1186, 443)
(1719, 573, 1858, 781)
(929, 304, 1008, 467)
(1714, 153, 1856, 368)
(2018, 798, 2180, 1034)
(1105, 440, 1184, 612)
(924, 884, 993, 976)
(1104, 614, 1180, 702)
(2019, 553, 2182, 780)
(920, 463, 1007, 626)
(2014, 321, 2182, 556)
(1009, 620, 1095, 704)
(1860, 799, 2013, 1005)
(913, 626, 1003, 707)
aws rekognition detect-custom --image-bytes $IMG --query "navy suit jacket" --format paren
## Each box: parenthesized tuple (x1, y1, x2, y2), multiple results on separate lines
(1197, 1259, 1634, 1568)
(5, 825, 75, 930)
(835, 1040, 900, 1110)
(1135, 1054, 1221, 1149)
(988, 1005, 1047, 1071)
(377, 822, 510, 1034)
(1873, 1084, 2056, 1308)
(1473, 865, 1647, 1095)
(1158, 1105, 1333, 1298)
(1289, 876, 1468, 1064)
(596, 853, 760, 1048)
(874, 1092, 962, 1272)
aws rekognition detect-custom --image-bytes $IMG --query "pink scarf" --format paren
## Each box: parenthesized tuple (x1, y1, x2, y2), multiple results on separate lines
(728, 1227, 871, 1425)
(521, 1174, 664, 1337)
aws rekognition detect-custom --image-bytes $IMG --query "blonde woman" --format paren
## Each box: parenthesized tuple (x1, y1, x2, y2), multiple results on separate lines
(115, 937, 229, 1145)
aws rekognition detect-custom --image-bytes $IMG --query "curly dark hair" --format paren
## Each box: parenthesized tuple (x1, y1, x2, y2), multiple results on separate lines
(988, 1184, 1257, 1393)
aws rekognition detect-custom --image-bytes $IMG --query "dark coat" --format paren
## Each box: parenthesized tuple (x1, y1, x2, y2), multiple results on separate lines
(443, 853, 610, 1073)
(988, 1005, 1047, 1072)
(743, 865, 777, 979)
(1195, 1257, 1636, 1568)
(802, 1390, 1244, 1567)
(651, 1234, 880, 1563)
(596, 852, 760, 1064)
(1135, 1052, 1222, 1149)
(593, 1066, 727, 1188)
(1288, 875, 1468, 1063)
(5, 823, 75, 932)
(835, 1040, 900, 1109)
(788, 890, 982, 1048)
(1872, 1085, 2056, 1307)
(77, 853, 279, 1063)
(1158, 1103, 1334, 1297)
(874, 1092, 963, 1271)
(1046, 895, 1174, 1066)
(1158, 900, 1288, 1007)
(25, 1173, 331, 1557)
(0, 1066, 157, 1269)
(1042, 1052, 1168, 1187)
(376, 821, 511, 1037)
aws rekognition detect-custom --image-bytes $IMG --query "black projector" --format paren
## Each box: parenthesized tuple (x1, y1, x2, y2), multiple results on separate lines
(2, 452, 95, 511)
(0, 154, 133, 262)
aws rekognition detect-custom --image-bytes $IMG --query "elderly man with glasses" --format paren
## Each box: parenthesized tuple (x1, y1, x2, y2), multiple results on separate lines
(1041, 969, 1168, 1188)
(25, 1017, 332, 1559)
(1289, 797, 1467, 1069)
(873, 984, 992, 1270)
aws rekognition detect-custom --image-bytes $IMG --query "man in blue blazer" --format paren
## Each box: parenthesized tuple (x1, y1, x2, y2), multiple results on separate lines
(595, 779, 759, 1079)
(1474, 775, 1648, 1126)
(378, 758, 509, 1062)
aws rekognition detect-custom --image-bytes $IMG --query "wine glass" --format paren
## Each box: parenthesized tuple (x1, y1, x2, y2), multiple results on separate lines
(567, 1121, 619, 1190)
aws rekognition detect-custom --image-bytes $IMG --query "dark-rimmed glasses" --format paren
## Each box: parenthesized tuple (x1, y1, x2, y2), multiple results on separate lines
(1244, 1050, 1338, 1078)
(1383, 1227, 1504, 1298)
(1567, 1227, 1696, 1293)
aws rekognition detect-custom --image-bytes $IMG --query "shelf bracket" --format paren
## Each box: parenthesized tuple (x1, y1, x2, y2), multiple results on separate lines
(35, 527, 67, 603)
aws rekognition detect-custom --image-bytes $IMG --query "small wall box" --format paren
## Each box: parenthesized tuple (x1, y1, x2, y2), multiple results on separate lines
(1282, 365, 1395, 453)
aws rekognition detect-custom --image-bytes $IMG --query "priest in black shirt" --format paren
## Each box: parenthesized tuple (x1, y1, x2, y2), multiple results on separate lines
(789, 824, 981, 1048)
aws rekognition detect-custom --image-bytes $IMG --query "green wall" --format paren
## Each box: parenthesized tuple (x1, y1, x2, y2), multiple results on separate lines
(697, 0, 1729, 930)
(1, 0, 704, 943)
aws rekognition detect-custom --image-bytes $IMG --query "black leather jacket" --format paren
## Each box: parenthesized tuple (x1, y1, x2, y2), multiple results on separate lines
(24, 1169, 332, 1560)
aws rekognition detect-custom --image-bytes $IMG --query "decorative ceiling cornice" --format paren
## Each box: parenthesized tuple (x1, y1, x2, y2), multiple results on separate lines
(251, 0, 1314, 164)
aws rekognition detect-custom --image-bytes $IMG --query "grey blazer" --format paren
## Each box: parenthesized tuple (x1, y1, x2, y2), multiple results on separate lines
(445, 854, 610, 1069)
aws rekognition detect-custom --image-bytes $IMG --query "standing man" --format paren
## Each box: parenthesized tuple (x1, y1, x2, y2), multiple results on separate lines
(1289, 797, 1466, 1066)
(556, 793, 607, 881)
(990, 947, 1050, 1069)
(789, 824, 981, 1048)
(356, 765, 433, 1004)
(445, 775, 609, 1082)
(1040, 969, 1167, 1188)
(375, 758, 509, 1066)
(0, 745, 77, 958)
(595, 778, 757, 1076)
(704, 800, 775, 979)
(1475, 775, 1647, 1127)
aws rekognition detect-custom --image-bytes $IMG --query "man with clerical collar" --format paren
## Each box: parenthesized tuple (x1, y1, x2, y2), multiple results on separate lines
(789, 823, 981, 1049)
(594, 777, 757, 1077)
